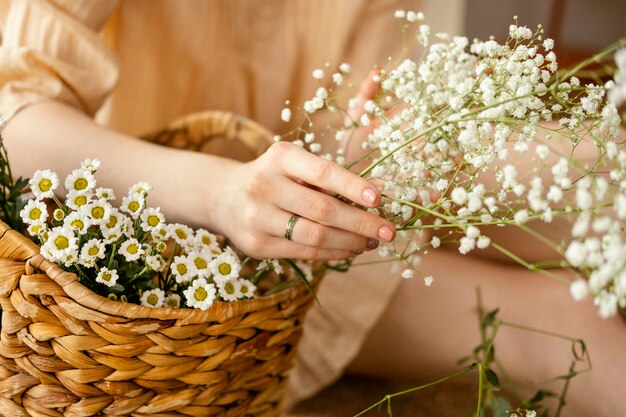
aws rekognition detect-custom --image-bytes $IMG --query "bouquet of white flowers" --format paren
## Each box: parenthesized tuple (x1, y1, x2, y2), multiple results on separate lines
(278, 13, 626, 318)
(20, 159, 261, 310)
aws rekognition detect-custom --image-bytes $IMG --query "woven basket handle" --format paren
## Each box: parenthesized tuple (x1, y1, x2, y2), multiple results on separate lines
(141, 110, 274, 161)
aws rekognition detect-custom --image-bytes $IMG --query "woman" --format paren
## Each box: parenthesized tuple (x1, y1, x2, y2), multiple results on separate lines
(1, 1, 624, 416)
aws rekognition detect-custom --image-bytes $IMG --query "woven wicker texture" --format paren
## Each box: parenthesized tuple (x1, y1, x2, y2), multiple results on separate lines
(0, 112, 319, 416)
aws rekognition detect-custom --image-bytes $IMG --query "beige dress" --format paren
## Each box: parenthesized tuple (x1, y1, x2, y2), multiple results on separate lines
(0, 0, 419, 403)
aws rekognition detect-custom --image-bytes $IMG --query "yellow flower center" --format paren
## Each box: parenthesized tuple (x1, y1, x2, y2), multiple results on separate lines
(106, 215, 118, 228)
(54, 210, 64, 220)
(147, 215, 160, 227)
(39, 178, 52, 192)
(127, 244, 138, 254)
(194, 287, 208, 301)
(29, 208, 42, 220)
(74, 178, 88, 190)
(224, 281, 235, 294)
(241, 285, 249, 294)
(218, 263, 231, 276)
(30, 224, 42, 234)
(147, 293, 159, 306)
(75, 195, 88, 207)
(176, 264, 188, 275)
(175, 229, 187, 240)
(202, 236, 212, 245)
(88, 246, 99, 256)
(71, 219, 84, 230)
(91, 207, 105, 219)
(54, 235, 69, 250)
(194, 258, 207, 270)
(128, 201, 140, 212)
(102, 272, 112, 282)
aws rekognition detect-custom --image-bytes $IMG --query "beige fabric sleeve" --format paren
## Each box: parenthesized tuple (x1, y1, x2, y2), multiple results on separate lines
(0, 0, 119, 121)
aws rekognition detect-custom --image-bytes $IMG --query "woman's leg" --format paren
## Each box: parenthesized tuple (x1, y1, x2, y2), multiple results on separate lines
(348, 247, 626, 417)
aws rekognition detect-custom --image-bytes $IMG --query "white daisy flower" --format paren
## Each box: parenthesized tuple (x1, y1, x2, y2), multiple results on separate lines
(66, 191, 91, 210)
(187, 249, 212, 278)
(120, 216, 135, 238)
(238, 279, 256, 298)
(140, 288, 165, 308)
(65, 168, 96, 193)
(80, 238, 106, 262)
(20, 199, 48, 225)
(146, 254, 165, 272)
(140, 207, 165, 233)
(120, 194, 145, 219)
(183, 278, 216, 310)
(103, 207, 125, 230)
(171, 255, 195, 284)
(194, 228, 219, 249)
(164, 293, 181, 308)
(217, 278, 242, 301)
(61, 247, 79, 267)
(209, 252, 241, 283)
(102, 226, 123, 244)
(119, 238, 144, 262)
(27, 222, 46, 237)
(63, 211, 91, 235)
(129, 182, 152, 197)
(29, 169, 59, 200)
(95, 267, 119, 287)
(168, 223, 195, 247)
(95, 187, 116, 201)
(40, 226, 78, 263)
(80, 158, 101, 173)
(81, 198, 111, 225)
(151, 225, 170, 242)
(257, 259, 283, 275)
(52, 208, 65, 222)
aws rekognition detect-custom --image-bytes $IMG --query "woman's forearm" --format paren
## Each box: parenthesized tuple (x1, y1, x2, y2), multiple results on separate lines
(2, 101, 239, 232)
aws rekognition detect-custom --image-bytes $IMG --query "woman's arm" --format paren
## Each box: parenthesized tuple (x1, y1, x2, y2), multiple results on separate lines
(4, 100, 395, 259)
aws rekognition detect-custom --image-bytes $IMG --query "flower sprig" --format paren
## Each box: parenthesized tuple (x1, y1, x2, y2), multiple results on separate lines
(277, 12, 626, 318)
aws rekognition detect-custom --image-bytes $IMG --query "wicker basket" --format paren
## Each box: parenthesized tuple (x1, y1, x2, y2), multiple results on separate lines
(0, 111, 320, 416)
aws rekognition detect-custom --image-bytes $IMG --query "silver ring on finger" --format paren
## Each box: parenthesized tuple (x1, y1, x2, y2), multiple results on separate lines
(284, 214, 300, 241)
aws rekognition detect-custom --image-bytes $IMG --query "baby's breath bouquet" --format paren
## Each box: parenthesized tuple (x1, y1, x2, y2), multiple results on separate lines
(279, 12, 626, 318)
(20, 159, 262, 310)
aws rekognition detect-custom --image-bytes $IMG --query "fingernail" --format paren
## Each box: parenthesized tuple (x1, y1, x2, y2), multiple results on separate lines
(362, 188, 378, 205)
(378, 226, 394, 242)
(367, 238, 379, 249)
(351, 250, 364, 255)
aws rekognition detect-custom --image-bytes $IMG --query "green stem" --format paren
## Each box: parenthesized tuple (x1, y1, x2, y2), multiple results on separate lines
(475, 363, 485, 417)
(490, 242, 570, 284)
(353, 365, 477, 417)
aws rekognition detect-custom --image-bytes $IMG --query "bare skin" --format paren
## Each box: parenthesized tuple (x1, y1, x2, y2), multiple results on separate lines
(3, 101, 396, 260)
(348, 247, 626, 417)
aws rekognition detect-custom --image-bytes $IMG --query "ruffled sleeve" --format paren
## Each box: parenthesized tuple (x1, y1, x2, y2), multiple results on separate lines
(0, 0, 119, 121)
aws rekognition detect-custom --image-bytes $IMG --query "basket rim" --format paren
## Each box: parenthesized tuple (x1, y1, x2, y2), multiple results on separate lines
(0, 219, 317, 323)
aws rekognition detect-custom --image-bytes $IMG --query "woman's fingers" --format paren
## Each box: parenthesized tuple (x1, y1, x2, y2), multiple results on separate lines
(273, 177, 395, 242)
(261, 237, 358, 260)
(271, 209, 380, 251)
(273, 142, 382, 208)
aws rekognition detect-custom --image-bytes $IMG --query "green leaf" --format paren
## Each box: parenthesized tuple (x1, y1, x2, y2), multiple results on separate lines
(481, 308, 499, 329)
(285, 259, 320, 307)
(486, 345, 495, 363)
(485, 367, 500, 388)
(456, 355, 471, 365)
(571, 339, 587, 361)
(489, 396, 512, 417)
(529, 389, 556, 404)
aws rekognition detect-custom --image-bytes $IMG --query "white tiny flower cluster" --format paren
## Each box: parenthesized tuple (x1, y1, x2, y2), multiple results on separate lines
(284, 12, 626, 317)
(21, 159, 257, 310)
(608, 48, 626, 106)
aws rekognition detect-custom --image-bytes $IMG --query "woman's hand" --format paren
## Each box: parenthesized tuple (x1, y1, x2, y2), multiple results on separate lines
(214, 141, 396, 260)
